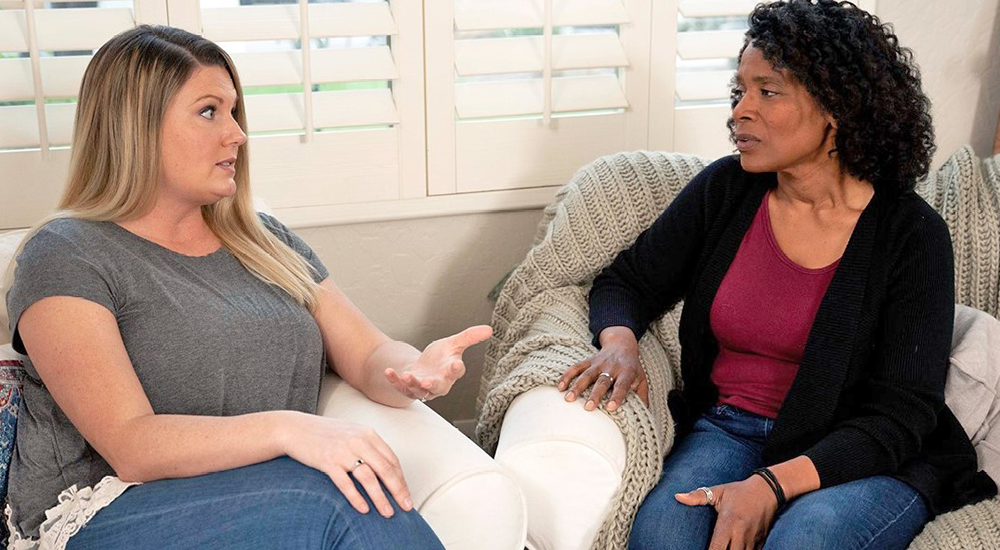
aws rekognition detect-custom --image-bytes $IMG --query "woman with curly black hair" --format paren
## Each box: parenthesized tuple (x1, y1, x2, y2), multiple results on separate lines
(556, 1, 997, 548)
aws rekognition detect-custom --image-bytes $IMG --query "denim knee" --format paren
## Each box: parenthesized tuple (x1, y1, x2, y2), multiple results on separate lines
(629, 493, 714, 550)
(263, 458, 443, 550)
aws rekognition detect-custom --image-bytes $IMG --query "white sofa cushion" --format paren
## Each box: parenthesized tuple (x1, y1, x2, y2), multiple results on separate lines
(0, 229, 28, 346)
(496, 386, 625, 550)
(319, 375, 527, 550)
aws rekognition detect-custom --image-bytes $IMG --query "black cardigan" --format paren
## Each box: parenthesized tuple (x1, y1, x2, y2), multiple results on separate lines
(589, 156, 997, 515)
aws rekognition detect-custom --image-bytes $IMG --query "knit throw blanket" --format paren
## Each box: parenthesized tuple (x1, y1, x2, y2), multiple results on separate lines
(477, 147, 1000, 550)
(476, 151, 709, 549)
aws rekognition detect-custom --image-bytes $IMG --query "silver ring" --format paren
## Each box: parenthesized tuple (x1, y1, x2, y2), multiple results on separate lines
(698, 486, 715, 506)
(349, 458, 364, 474)
(598, 372, 614, 383)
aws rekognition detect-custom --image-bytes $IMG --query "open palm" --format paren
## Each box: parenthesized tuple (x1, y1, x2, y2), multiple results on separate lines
(384, 325, 493, 402)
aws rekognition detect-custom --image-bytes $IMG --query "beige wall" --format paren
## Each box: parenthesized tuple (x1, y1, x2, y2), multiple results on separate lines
(882, 0, 1000, 166)
(295, 1, 1000, 429)
(295, 209, 544, 426)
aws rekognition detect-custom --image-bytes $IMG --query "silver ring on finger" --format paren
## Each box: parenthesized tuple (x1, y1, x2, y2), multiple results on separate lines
(349, 458, 365, 474)
(598, 372, 614, 383)
(698, 486, 715, 506)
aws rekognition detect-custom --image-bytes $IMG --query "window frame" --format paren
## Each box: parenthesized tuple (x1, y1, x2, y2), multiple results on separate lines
(0, 0, 877, 231)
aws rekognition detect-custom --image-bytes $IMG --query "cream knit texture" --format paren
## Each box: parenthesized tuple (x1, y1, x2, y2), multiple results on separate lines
(476, 151, 708, 550)
(478, 147, 1000, 549)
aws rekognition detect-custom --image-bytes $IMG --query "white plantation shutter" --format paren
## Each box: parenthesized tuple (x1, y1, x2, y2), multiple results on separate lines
(185, 0, 426, 215)
(0, 0, 167, 228)
(0, 0, 880, 230)
(425, 0, 653, 194)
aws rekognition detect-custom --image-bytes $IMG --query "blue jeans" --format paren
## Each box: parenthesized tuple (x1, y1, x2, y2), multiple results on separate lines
(629, 404, 929, 550)
(66, 457, 444, 550)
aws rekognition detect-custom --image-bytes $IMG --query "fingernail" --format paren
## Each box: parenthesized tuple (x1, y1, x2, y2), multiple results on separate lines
(607, 401, 617, 412)
(403, 498, 413, 510)
(565, 392, 575, 401)
(557, 382, 565, 390)
(585, 400, 594, 410)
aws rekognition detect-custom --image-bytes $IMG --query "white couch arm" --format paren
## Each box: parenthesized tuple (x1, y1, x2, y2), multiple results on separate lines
(495, 386, 626, 550)
(319, 373, 527, 550)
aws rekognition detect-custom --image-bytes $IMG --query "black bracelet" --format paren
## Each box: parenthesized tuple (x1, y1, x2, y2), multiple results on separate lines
(751, 467, 787, 508)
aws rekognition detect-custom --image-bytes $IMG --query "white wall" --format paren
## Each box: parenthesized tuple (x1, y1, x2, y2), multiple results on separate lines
(881, 0, 1000, 167)
(295, 0, 1000, 429)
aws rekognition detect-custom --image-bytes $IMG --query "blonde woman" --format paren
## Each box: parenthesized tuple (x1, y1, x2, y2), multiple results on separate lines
(4, 25, 488, 549)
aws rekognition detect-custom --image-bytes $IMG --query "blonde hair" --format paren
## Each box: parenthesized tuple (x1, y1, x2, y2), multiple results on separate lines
(7, 25, 319, 308)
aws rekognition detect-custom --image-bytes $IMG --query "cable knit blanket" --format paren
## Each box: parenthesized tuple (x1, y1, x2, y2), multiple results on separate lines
(477, 146, 1000, 550)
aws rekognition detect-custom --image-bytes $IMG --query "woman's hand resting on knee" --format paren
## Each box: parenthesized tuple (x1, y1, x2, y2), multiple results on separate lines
(557, 326, 648, 412)
(278, 412, 411, 518)
(675, 476, 778, 550)
(675, 457, 820, 549)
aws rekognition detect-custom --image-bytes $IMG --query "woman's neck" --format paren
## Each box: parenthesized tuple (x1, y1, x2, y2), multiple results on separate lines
(775, 161, 872, 213)
(117, 201, 221, 256)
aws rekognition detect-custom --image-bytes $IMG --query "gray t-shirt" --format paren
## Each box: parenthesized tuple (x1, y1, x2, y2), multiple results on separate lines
(5, 214, 329, 537)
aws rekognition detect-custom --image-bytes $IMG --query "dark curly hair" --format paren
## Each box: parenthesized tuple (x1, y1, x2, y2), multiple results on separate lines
(730, 0, 934, 193)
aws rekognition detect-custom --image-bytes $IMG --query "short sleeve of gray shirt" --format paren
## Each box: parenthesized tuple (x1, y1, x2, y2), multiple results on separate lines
(4, 213, 329, 537)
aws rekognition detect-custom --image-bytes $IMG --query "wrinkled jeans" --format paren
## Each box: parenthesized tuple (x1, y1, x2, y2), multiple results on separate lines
(66, 457, 444, 550)
(629, 404, 928, 550)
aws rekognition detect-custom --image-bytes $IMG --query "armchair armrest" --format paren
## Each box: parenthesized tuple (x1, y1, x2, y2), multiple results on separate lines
(318, 373, 527, 550)
(495, 386, 626, 550)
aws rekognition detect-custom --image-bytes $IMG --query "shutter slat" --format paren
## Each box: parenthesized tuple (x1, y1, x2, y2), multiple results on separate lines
(674, 104, 734, 158)
(0, 11, 28, 52)
(35, 8, 134, 51)
(232, 47, 396, 87)
(454, 0, 628, 31)
(1, 8, 136, 53)
(0, 102, 75, 149)
(455, 75, 626, 119)
(455, 33, 627, 76)
(675, 70, 733, 102)
(677, 30, 745, 60)
(678, 0, 762, 18)
(203, 3, 396, 43)
(0, 59, 34, 101)
(0, 106, 39, 149)
(0, 56, 117, 102)
(47, 102, 75, 145)
(244, 89, 398, 133)
(310, 2, 396, 38)
(313, 89, 398, 128)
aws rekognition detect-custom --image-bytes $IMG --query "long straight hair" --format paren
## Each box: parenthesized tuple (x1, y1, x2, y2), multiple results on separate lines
(7, 25, 319, 308)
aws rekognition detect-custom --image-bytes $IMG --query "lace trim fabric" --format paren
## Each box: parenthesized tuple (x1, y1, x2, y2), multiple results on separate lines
(5, 476, 138, 550)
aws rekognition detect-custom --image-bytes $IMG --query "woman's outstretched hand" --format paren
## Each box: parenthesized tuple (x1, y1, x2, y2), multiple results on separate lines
(557, 326, 648, 412)
(384, 325, 493, 402)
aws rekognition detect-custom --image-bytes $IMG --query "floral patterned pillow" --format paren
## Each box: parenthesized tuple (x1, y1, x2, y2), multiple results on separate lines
(0, 345, 25, 548)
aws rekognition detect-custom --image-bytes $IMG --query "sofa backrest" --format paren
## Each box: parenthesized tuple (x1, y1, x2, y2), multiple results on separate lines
(0, 229, 28, 346)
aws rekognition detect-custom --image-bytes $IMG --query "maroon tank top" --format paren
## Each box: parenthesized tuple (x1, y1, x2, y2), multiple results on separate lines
(709, 191, 839, 418)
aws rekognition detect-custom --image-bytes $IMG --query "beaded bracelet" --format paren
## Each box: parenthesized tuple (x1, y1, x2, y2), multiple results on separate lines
(751, 467, 787, 508)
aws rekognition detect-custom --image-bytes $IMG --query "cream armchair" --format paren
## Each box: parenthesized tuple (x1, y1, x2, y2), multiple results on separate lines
(479, 147, 1000, 550)
(0, 225, 527, 550)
